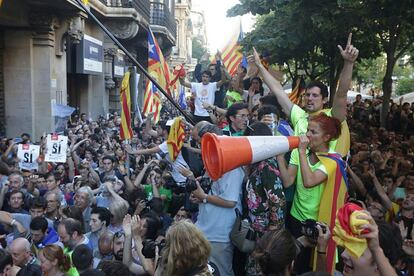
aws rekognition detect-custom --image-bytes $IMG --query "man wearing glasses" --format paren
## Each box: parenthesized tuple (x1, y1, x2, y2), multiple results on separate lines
(222, 103, 249, 136)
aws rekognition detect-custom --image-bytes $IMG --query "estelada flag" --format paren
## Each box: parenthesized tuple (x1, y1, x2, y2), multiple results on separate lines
(289, 78, 305, 105)
(313, 153, 349, 274)
(119, 72, 133, 140)
(166, 117, 186, 161)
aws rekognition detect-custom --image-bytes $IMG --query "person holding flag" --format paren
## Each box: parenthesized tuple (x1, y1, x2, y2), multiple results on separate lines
(277, 113, 348, 274)
(125, 118, 189, 186)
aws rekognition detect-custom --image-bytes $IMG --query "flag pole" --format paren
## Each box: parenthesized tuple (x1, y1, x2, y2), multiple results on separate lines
(73, 0, 195, 125)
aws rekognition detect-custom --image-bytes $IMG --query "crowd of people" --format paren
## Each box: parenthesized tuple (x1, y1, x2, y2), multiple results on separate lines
(0, 32, 412, 276)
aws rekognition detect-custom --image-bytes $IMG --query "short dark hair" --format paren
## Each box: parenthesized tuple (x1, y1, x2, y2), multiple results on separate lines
(21, 133, 30, 139)
(79, 269, 105, 276)
(30, 217, 48, 232)
(102, 155, 115, 163)
(306, 80, 329, 99)
(72, 245, 93, 272)
(30, 197, 47, 210)
(198, 123, 223, 138)
(97, 260, 131, 276)
(257, 105, 280, 121)
(226, 102, 249, 122)
(244, 122, 272, 136)
(201, 70, 212, 78)
(91, 207, 111, 227)
(61, 218, 83, 235)
(44, 172, 56, 180)
(0, 249, 12, 272)
(9, 190, 24, 199)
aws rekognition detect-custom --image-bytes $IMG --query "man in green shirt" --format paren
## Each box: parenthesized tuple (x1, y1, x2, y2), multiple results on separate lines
(251, 33, 359, 138)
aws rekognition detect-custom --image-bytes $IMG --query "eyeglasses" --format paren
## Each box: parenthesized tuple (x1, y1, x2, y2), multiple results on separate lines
(235, 114, 249, 119)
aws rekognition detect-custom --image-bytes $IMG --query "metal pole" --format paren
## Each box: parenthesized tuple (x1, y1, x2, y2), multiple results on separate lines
(73, 0, 195, 125)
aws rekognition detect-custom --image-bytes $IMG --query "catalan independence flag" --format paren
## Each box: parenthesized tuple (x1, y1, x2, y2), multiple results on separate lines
(119, 72, 133, 140)
(220, 23, 245, 76)
(143, 80, 162, 124)
(314, 153, 349, 274)
(166, 117, 186, 161)
(288, 77, 305, 105)
(143, 27, 171, 123)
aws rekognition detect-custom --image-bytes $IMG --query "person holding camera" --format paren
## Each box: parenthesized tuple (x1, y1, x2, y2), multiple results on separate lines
(253, 224, 330, 276)
(189, 123, 244, 276)
(122, 213, 163, 275)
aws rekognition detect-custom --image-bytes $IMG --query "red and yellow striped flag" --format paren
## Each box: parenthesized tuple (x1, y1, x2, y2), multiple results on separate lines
(221, 25, 244, 76)
(166, 117, 186, 161)
(288, 78, 305, 105)
(119, 72, 133, 140)
(143, 80, 162, 124)
(314, 153, 349, 274)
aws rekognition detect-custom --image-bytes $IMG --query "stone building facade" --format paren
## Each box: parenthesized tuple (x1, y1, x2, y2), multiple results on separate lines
(0, 0, 176, 139)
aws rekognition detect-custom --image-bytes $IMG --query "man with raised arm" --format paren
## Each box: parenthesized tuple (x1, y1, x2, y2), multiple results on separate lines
(179, 55, 228, 123)
(250, 33, 359, 150)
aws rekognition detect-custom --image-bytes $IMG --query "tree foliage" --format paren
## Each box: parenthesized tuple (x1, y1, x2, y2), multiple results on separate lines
(192, 37, 208, 63)
(396, 78, 414, 96)
(229, 0, 414, 126)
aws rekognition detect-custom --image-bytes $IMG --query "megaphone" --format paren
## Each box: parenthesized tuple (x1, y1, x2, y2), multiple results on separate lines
(201, 133, 300, 180)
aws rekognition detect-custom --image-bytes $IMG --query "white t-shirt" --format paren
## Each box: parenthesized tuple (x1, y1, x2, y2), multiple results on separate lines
(191, 82, 217, 117)
(159, 141, 189, 184)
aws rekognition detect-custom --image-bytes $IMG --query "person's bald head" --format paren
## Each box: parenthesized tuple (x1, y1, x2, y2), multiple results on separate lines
(192, 121, 210, 143)
(9, 238, 31, 267)
(98, 231, 114, 256)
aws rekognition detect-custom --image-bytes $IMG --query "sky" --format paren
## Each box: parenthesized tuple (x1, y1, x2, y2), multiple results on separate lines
(192, 0, 255, 52)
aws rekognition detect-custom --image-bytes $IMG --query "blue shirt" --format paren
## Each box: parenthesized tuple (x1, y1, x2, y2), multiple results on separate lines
(195, 168, 244, 242)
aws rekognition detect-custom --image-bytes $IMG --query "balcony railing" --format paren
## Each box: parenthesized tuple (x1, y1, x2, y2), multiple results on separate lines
(150, 1, 177, 39)
(97, 0, 151, 23)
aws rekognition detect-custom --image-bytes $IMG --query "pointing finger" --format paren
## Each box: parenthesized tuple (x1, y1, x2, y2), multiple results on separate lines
(347, 33, 352, 46)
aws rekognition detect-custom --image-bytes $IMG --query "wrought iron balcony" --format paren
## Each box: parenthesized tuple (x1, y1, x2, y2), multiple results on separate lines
(150, 1, 177, 39)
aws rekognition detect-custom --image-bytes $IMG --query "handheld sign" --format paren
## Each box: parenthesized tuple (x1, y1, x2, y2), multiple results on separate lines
(17, 144, 40, 170)
(45, 134, 68, 163)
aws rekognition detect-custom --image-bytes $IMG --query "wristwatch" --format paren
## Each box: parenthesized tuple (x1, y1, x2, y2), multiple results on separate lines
(202, 194, 208, 204)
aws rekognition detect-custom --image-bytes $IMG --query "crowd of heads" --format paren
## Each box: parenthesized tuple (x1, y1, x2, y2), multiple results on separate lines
(0, 49, 412, 276)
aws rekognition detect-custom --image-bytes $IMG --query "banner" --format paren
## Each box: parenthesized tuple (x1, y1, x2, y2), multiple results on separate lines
(52, 103, 75, 133)
(17, 144, 40, 171)
(45, 134, 68, 163)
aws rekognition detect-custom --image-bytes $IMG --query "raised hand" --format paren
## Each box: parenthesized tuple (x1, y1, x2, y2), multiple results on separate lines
(338, 33, 359, 63)
(124, 144, 134, 154)
(122, 214, 132, 236)
(248, 47, 262, 67)
(357, 211, 380, 251)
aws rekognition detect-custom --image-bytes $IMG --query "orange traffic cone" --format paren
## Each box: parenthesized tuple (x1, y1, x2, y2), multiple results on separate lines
(201, 133, 300, 180)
